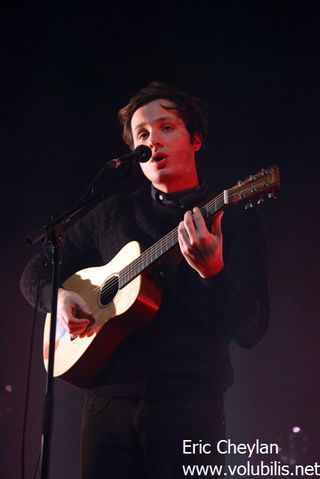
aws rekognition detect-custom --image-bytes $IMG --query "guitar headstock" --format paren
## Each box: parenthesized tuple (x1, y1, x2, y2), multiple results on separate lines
(227, 165, 280, 208)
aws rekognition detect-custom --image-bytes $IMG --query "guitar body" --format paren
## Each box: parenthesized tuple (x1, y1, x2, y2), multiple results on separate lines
(43, 241, 162, 387)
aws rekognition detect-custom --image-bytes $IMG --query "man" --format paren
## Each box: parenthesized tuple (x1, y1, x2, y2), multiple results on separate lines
(20, 81, 269, 478)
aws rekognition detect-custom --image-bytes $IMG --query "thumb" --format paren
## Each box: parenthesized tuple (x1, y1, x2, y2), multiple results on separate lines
(211, 210, 224, 235)
(73, 292, 93, 315)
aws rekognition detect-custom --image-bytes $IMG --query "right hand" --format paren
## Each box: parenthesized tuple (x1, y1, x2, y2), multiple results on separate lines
(57, 288, 94, 337)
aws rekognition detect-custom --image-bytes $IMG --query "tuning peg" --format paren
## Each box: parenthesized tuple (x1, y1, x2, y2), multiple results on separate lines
(245, 202, 253, 210)
(268, 191, 277, 200)
(257, 196, 264, 205)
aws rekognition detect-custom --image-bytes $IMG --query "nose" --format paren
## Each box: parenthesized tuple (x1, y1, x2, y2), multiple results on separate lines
(148, 130, 163, 150)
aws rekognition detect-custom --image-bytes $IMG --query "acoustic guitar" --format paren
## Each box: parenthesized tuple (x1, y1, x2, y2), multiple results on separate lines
(43, 165, 280, 387)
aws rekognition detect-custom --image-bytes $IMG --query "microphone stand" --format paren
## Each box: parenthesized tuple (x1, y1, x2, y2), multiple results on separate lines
(26, 162, 132, 479)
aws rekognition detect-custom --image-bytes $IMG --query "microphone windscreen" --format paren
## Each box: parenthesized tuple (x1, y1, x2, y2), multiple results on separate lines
(134, 145, 152, 163)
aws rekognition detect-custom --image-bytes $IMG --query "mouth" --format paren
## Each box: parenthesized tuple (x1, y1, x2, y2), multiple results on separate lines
(152, 154, 167, 163)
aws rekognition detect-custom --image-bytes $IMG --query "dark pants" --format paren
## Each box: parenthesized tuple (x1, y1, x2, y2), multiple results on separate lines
(81, 389, 226, 479)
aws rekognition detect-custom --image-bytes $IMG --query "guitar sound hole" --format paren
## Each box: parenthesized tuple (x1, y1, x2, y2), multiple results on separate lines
(100, 275, 119, 306)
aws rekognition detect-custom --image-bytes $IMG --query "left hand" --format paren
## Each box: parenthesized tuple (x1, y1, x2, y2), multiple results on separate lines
(178, 207, 224, 278)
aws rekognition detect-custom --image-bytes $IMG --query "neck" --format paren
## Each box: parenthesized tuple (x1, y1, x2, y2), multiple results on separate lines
(152, 175, 199, 194)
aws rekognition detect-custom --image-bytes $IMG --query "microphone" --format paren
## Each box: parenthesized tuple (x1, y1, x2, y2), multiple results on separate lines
(105, 145, 152, 169)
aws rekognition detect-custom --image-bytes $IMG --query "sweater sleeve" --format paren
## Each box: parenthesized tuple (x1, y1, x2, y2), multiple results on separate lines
(199, 205, 270, 348)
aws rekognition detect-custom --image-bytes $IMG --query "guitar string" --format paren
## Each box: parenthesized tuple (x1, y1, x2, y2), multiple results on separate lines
(81, 216, 212, 305)
(105, 176, 273, 294)
(98, 192, 226, 300)
(115, 194, 223, 290)
(101, 189, 253, 299)
(123, 172, 274, 284)
(71, 177, 273, 306)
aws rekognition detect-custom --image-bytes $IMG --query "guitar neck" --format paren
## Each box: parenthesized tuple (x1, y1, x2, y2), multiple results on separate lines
(119, 190, 228, 288)
(118, 164, 280, 288)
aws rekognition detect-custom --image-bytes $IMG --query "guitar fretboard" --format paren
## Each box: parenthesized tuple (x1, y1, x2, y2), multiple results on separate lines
(119, 190, 227, 288)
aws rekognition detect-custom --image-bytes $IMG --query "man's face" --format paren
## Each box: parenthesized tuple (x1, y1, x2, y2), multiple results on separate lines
(131, 99, 202, 193)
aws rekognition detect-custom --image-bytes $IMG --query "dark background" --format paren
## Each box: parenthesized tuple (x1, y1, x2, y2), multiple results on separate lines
(1, 2, 319, 478)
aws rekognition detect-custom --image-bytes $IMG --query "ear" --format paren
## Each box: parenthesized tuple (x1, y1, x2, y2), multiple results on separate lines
(192, 132, 202, 152)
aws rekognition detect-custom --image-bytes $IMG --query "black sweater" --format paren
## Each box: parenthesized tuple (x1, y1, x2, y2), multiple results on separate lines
(20, 187, 269, 399)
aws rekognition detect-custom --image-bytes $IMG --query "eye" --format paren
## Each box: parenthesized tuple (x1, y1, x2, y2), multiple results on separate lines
(137, 130, 149, 140)
(161, 124, 173, 132)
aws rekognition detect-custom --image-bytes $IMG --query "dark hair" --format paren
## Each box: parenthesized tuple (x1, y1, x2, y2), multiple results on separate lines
(118, 81, 209, 153)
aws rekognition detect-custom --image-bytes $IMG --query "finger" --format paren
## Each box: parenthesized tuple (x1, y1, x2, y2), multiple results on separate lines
(73, 295, 93, 316)
(69, 321, 90, 335)
(183, 210, 197, 244)
(79, 328, 95, 338)
(59, 311, 73, 331)
(211, 210, 224, 235)
(192, 207, 208, 233)
(69, 317, 90, 326)
(178, 221, 191, 249)
(61, 312, 90, 334)
(178, 222, 198, 263)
